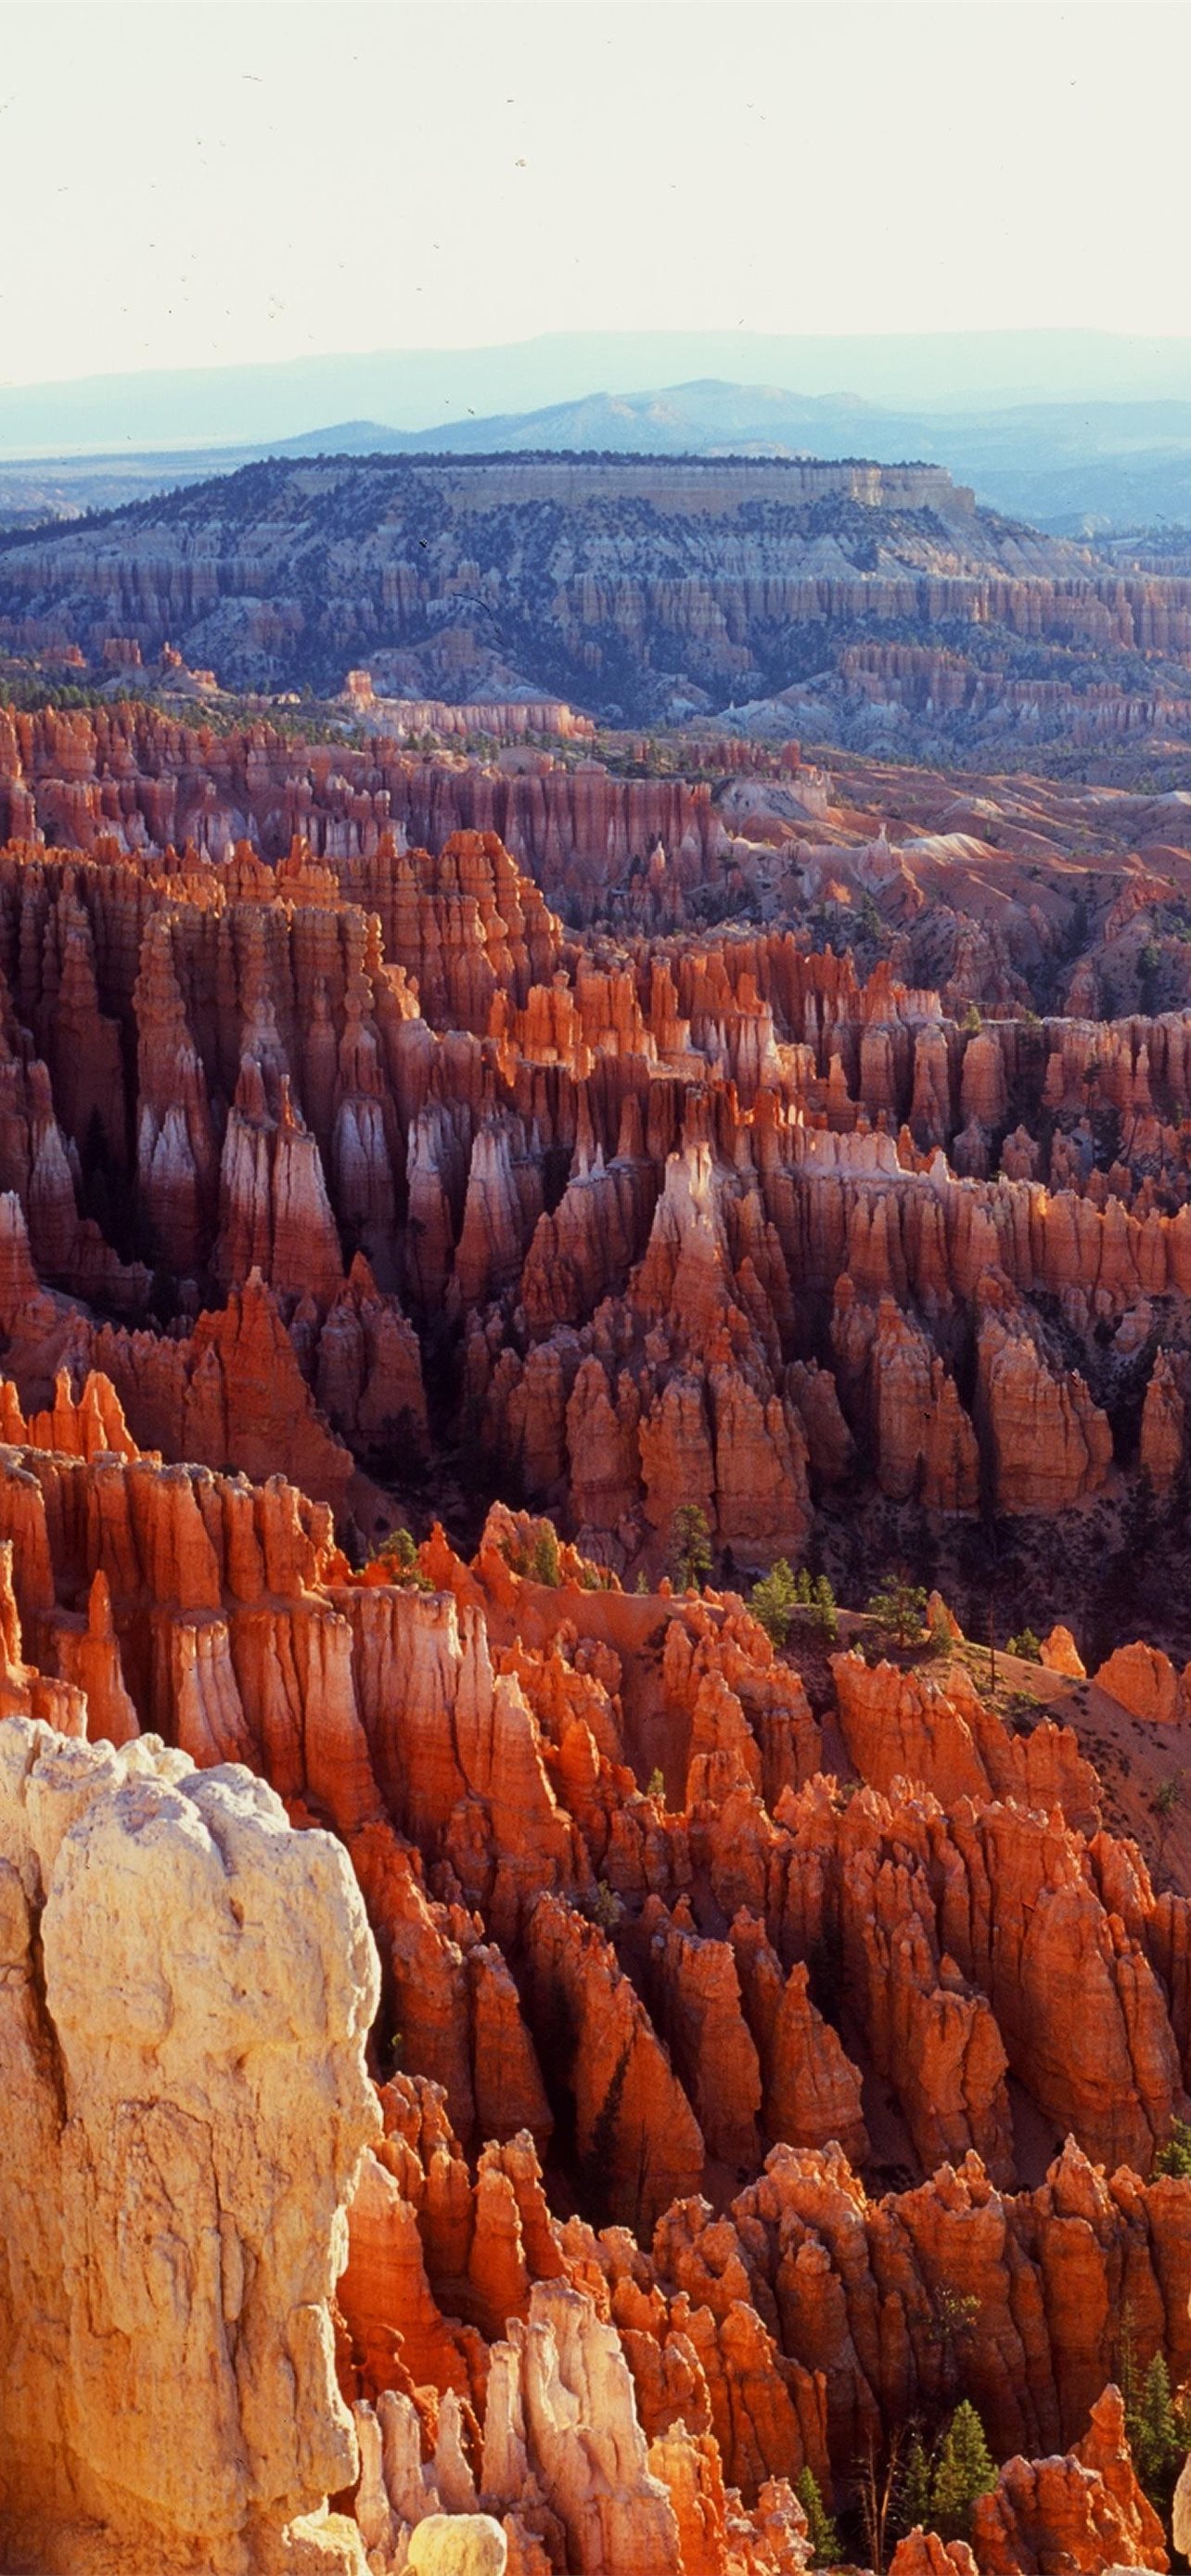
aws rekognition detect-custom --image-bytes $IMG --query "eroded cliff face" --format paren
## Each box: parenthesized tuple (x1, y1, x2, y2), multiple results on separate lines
(0, 454, 1098, 714)
(10, 453, 1191, 759)
(0, 1715, 379, 2576)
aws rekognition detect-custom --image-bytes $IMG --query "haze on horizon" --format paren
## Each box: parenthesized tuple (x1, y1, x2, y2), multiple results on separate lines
(3, 0, 1190, 409)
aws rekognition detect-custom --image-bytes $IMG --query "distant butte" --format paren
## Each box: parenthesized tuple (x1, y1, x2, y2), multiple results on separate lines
(9, 450, 1190, 752)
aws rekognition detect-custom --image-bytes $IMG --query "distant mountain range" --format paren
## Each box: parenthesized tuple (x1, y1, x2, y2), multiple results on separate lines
(13, 328, 1191, 454)
(8, 368, 1191, 533)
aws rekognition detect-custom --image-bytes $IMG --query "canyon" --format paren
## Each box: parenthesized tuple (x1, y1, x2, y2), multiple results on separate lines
(6, 704, 1191, 1655)
(3, 689, 1191, 2574)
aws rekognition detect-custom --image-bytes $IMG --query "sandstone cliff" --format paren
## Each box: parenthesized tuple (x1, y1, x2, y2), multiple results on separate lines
(0, 1716, 379, 2575)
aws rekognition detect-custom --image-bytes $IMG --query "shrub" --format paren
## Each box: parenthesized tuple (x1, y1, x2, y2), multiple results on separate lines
(591, 1879, 624, 1933)
(646, 1767, 665, 1801)
(751, 1562, 840, 1649)
(1153, 1775, 1184, 1876)
(1006, 1627, 1043, 1662)
(372, 1528, 434, 1590)
(530, 1522, 563, 1587)
(501, 1518, 565, 1584)
(1154, 2115, 1191, 2178)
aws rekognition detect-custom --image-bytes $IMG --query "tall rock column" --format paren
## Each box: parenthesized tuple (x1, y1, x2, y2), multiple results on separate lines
(0, 1718, 380, 2576)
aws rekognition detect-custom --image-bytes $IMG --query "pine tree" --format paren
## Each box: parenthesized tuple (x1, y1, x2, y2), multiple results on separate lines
(929, 2401, 996, 2542)
(1118, 2300, 1140, 2428)
(896, 2432, 934, 2537)
(1128, 2351, 1189, 2512)
(809, 1572, 839, 1641)
(794, 2466, 840, 2567)
(865, 1574, 928, 1647)
(530, 1520, 562, 1586)
(751, 1557, 797, 1646)
(670, 1502, 712, 1591)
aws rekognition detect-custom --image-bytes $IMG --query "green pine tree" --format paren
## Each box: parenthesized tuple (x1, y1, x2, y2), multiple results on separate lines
(751, 1557, 798, 1646)
(530, 1521, 562, 1586)
(929, 2401, 996, 2542)
(794, 2465, 841, 2567)
(1127, 2351, 1190, 2513)
(1118, 2300, 1140, 2427)
(670, 1502, 712, 1591)
(896, 2432, 935, 2537)
(866, 1574, 928, 1647)
(811, 1572, 839, 1640)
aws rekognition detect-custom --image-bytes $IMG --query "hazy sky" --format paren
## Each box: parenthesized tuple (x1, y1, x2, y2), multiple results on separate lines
(2, 0, 1189, 387)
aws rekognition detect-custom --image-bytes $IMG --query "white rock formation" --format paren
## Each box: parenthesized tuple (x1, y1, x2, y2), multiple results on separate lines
(0, 1717, 380, 2575)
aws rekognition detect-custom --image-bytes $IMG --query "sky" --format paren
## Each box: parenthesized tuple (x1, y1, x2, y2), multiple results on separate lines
(2, 0, 1189, 390)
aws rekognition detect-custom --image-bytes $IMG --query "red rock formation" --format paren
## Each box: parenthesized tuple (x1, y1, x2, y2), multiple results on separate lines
(977, 1306, 1112, 1513)
(13, 706, 1191, 2576)
(1142, 1349, 1186, 1496)
(523, 1892, 705, 2230)
(1095, 1640, 1191, 1724)
(832, 1650, 1099, 1830)
(2, 760, 1191, 1592)
(640, 1896, 762, 2168)
(1040, 1625, 1085, 1677)
(890, 2539, 978, 2576)
(94, 1271, 356, 1508)
(971, 2385, 1168, 2573)
(729, 1916, 868, 2162)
